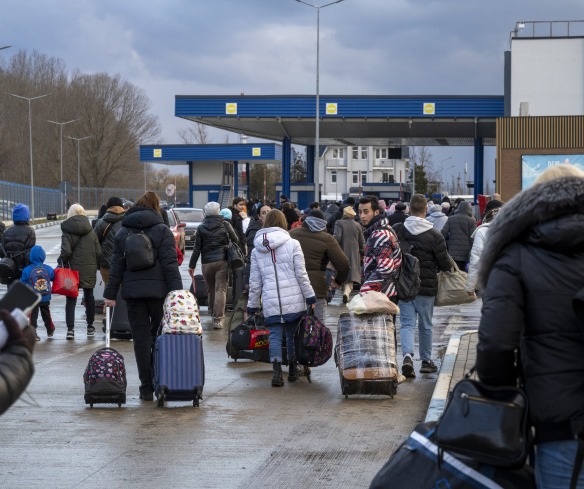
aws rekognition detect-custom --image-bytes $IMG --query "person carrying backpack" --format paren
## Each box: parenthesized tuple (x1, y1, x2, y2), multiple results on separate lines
(20, 245, 55, 341)
(394, 194, 452, 378)
(104, 191, 183, 401)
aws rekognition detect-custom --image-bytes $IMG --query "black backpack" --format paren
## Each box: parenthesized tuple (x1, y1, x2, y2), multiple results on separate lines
(391, 223, 421, 302)
(124, 230, 155, 271)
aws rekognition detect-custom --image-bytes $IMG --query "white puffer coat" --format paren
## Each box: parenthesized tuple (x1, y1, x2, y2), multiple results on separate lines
(465, 222, 490, 292)
(248, 227, 315, 325)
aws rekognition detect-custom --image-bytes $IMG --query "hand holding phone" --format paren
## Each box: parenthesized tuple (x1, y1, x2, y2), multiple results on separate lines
(0, 282, 41, 350)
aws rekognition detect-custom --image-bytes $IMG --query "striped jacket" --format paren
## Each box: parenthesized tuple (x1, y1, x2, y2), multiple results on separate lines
(360, 214, 402, 297)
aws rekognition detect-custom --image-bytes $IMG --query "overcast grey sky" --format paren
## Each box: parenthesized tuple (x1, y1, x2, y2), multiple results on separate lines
(2, 0, 583, 186)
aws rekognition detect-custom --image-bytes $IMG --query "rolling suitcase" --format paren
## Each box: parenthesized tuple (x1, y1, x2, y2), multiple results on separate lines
(110, 289, 132, 339)
(334, 312, 398, 398)
(153, 333, 205, 407)
(190, 274, 208, 307)
(84, 307, 127, 407)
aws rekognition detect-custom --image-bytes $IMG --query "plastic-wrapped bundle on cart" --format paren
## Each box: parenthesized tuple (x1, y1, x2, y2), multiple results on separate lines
(335, 312, 398, 398)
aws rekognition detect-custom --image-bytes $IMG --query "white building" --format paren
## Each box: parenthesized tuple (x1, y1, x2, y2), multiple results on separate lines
(319, 145, 410, 201)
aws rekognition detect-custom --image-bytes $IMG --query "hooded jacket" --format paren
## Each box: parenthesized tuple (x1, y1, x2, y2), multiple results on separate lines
(94, 206, 126, 269)
(20, 245, 55, 303)
(464, 222, 491, 293)
(104, 206, 183, 301)
(476, 176, 584, 444)
(394, 217, 451, 297)
(60, 215, 101, 288)
(440, 201, 476, 262)
(361, 214, 402, 296)
(290, 217, 350, 299)
(426, 209, 448, 232)
(1, 221, 36, 272)
(189, 215, 239, 267)
(247, 227, 315, 325)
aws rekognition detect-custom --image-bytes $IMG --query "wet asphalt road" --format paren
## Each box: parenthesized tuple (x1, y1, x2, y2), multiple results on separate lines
(0, 224, 477, 489)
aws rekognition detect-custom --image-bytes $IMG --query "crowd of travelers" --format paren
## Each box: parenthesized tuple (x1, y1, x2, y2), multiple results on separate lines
(2, 164, 584, 486)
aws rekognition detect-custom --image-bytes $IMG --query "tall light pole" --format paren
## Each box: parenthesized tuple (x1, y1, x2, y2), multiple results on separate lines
(295, 0, 345, 202)
(439, 156, 453, 194)
(67, 136, 92, 204)
(6, 92, 52, 221)
(48, 119, 78, 214)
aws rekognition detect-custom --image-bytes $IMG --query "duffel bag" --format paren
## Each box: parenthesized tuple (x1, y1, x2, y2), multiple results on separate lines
(230, 314, 269, 350)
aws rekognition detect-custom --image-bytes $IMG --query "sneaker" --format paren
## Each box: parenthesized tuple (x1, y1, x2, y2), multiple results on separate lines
(212, 319, 223, 330)
(342, 294, 349, 303)
(46, 324, 55, 338)
(420, 359, 438, 373)
(87, 326, 96, 336)
(402, 355, 416, 378)
(139, 390, 154, 401)
(35, 332, 40, 342)
(66, 329, 75, 340)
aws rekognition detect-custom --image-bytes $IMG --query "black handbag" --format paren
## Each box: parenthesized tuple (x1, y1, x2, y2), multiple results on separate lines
(435, 368, 530, 469)
(225, 235, 244, 270)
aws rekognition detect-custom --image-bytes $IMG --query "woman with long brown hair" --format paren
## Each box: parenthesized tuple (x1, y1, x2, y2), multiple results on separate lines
(104, 191, 183, 401)
(247, 209, 315, 387)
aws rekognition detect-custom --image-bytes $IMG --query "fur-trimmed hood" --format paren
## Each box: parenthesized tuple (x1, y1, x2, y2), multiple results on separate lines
(478, 176, 584, 289)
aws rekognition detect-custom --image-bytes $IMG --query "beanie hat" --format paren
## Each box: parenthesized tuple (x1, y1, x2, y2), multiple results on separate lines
(343, 206, 356, 217)
(204, 202, 220, 216)
(395, 202, 407, 211)
(106, 196, 124, 209)
(12, 203, 30, 222)
(430, 204, 442, 213)
(220, 208, 232, 220)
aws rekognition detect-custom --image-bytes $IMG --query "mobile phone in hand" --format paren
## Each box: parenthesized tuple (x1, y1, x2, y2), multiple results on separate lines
(0, 281, 42, 315)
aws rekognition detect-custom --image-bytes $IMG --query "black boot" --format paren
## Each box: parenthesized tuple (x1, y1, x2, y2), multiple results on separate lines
(288, 360, 298, 382)
(271, 361, 284, 387)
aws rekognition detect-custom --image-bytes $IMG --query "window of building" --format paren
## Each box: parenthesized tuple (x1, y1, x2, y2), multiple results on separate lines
(352, 146, 368, 160)
(352, 171, 359, 184)
(381, 172, 395, 183)
(361, 147, 368, 160)
(331, 170, 337, 184)
(361, 172, 367, 185)
(332, 148, 344, 159)
(375, 148, 388, 159)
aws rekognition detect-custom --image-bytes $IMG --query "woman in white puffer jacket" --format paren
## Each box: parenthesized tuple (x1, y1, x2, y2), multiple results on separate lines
(465, 207, 501, 296)
(248, 209, 316, 387)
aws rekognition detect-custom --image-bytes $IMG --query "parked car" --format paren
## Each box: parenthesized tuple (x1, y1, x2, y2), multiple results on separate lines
(172, 207, 204, 249)
(167, 208, 186, 254)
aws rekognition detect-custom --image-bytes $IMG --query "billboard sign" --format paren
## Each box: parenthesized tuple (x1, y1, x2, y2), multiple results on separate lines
(522, 154, 584, 190)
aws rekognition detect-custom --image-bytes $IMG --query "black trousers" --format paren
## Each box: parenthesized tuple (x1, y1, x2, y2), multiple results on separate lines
(65, 288, 95, 329)
(31, 302, 53, 329)
(125, 297, 165, 393)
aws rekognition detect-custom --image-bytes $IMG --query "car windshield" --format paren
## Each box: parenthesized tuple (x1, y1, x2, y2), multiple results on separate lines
(174, 209, 204, 222)
(167, 211, 176, 226)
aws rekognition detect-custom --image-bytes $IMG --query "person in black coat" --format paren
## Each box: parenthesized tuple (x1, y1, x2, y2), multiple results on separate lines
(387, 202, 408, 227)
(94, 196, 126, 285)
(0, 204, 36, 283)
(104, 191, 182, 401)
(188, 201, 239, 330)
(476, 165, 584, 488)
(441, 200, 476, 270)
(243, 203, 271, 290)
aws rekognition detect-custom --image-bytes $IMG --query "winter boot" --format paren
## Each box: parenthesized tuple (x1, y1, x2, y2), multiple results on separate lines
(288, 360, 298, 382)
(271, 361, 284, 387)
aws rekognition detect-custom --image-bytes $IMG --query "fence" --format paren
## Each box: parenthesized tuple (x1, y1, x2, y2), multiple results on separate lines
(0, 180, 189, 220)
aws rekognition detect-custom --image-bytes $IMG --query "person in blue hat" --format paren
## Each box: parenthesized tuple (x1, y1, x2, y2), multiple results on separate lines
(0, 204, 36, 283)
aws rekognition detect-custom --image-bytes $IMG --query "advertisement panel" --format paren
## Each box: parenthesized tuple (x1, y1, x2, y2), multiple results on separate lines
(522, 155, 584, 190)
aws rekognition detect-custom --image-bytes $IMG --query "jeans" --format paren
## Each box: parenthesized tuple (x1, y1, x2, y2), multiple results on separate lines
(65, 288, 95, 329)
(268, 321, 297, 363)
(536, 440, 584, 489)
(125, 297, 165, 394)
(314, 298, 327, 323)
(398, 294, 435, 361)
(202, 260, 228, 321)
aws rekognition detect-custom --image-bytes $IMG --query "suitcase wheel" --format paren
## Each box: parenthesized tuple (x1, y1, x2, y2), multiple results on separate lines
(157, 395, 165, 408)
(90, 403, 94, 408)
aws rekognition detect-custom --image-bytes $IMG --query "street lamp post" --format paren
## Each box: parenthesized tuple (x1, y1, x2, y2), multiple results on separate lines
(439, 156, 453, 194)
(67, 136, 92, 204)
(6, 92, 52, 221)
(295, 0, 345, 203)
(48, 119, 78, 215)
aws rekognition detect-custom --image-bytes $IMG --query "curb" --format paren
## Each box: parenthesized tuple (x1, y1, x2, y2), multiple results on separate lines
(425, 330, 477, 422)
(32, 220, 65, 230)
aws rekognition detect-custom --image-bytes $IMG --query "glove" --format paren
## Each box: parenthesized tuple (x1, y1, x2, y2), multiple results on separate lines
(1, 309, 35, 354)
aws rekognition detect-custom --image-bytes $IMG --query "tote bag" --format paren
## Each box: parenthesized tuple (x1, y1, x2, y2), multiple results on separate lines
(435, 261, 476, 307)
(52, 267, 80, 298)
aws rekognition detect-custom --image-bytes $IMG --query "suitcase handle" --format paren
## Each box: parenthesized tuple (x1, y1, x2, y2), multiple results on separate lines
(105, 306, 114, 348)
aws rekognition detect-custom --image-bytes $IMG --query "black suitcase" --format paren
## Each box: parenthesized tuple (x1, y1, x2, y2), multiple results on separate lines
(190, 274, 208, 307)
(84, 307, 127, 407)
(102, 289, 132, 339)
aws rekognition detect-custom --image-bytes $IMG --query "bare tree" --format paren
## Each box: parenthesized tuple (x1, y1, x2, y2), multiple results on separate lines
(177, 122, 210, 144)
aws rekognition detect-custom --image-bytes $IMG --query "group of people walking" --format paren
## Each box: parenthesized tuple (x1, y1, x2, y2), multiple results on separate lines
(3, 163, 584, 487)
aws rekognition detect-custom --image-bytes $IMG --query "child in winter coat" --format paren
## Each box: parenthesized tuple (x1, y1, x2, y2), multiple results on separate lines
(20, 245, 55, 341)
